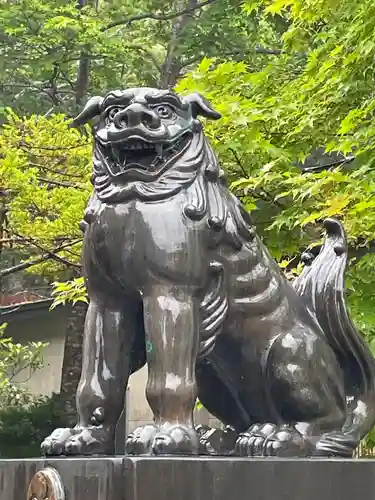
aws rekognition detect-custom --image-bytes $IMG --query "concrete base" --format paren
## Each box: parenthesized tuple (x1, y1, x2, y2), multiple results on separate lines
(1, 456, 375, 500)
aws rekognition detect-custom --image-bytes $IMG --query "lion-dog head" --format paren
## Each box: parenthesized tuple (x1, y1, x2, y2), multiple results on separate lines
(73, 88, 221, 203)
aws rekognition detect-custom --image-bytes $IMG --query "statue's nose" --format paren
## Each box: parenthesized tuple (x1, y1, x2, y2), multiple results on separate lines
(114, 103, 161, 129)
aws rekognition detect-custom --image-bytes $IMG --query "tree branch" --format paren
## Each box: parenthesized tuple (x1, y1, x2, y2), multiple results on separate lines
(0, 239, 82, 278)
(10, 231, 82, 270)
(129, 45, 162, 72)
(30, 162, 84, 179)
(37, 177, 85, 190)
(348, 240, 375, 263)
(12, 74, 62, 105)
(104, 0, 217, 31)
(0, 238, 27, 243)
(255, 46, 282, 55)
(19, 141, 88, 151)
(228, 147, 285, 209)
(301, 157, 355, 173)
(181, 46, 282, 68)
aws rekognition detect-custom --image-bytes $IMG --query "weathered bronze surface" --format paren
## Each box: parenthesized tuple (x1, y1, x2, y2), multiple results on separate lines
(27, 467, 64, 500)
(41, 88, 375, 458)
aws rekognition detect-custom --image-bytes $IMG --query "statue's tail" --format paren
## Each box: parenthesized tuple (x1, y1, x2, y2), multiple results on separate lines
(293, 218, 375, 456)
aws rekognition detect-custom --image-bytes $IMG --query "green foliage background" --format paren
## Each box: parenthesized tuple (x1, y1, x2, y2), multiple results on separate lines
(0, 393, 67, 458)
(2, 0, 375, 451)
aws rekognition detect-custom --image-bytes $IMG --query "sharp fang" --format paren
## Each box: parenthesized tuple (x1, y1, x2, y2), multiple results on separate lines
(155, 143, 163, 157)
(111, 145, 121, 163)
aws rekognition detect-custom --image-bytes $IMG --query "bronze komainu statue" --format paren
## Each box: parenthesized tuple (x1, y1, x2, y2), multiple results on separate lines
(42, 88, 375, 458)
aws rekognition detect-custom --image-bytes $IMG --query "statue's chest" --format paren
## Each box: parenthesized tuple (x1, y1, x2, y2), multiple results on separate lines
(85, 197, 206, 289)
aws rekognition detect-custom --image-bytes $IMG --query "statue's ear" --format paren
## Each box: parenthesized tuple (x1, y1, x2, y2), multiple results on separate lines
(183, 93, 221, 120)
(71, 96, 104, 127)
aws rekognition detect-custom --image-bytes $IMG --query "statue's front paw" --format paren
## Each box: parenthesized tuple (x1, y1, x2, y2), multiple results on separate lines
(41, 427, 76, 456)
(262, 425, 309, 457)
(197, 425, 237, 456)
(151, 424, 199, 456)
(125, 424, 159, 455)
(64, 426, 115, 456)
(235, 424, 309, 457)
(235, 423, 276, 456)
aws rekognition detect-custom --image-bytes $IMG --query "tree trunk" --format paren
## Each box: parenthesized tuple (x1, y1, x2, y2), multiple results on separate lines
(0, 204, 7, 260)
(75, 55, 90, 107)
(160, 0, 198, 89)
(74, 0, 91, 107)
(59, 302, 87, 425)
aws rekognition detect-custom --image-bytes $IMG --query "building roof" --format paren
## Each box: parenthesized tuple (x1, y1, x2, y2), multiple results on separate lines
(0, 298, 56, 322)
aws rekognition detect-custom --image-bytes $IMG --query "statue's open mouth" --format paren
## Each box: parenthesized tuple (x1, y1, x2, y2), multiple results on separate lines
(103, 133, 191, 174)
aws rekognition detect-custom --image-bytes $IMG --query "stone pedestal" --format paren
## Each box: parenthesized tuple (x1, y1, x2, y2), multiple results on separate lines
(1, 457, 374, 500)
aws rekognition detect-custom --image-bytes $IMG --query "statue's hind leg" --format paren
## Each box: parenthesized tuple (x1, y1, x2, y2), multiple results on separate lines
(41, 297, 145, 456)
(195, 354, 253, 455)
(196, 356, 252, 431)
(235, 329, 348, 457)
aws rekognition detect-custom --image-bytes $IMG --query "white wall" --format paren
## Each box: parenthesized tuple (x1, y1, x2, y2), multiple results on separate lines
(5, 307, 67, 396)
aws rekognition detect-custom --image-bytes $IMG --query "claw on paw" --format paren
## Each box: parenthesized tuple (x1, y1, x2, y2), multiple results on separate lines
(64, 426, 115, 456)
(125, 424, 159, 455)
(41, 427, 76, 456)
(151, 424, 199, 456)
(235, 423, 276, 457)
(41, 426, 115, 456)
(235, 424, 309, 457)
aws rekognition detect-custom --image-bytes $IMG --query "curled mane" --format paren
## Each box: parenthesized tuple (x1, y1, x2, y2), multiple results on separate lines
(182, 138, 255, 252)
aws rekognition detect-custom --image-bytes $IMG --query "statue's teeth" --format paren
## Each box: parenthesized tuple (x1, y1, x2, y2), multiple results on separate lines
(110, 145, 121, 162)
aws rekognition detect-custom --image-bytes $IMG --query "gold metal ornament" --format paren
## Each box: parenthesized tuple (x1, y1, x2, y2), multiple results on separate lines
(27, 467, 65, 500)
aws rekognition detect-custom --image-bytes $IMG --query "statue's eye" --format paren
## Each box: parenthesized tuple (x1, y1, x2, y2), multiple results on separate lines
(155, 105, 174, 119)
(106, 107, 121, 121)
